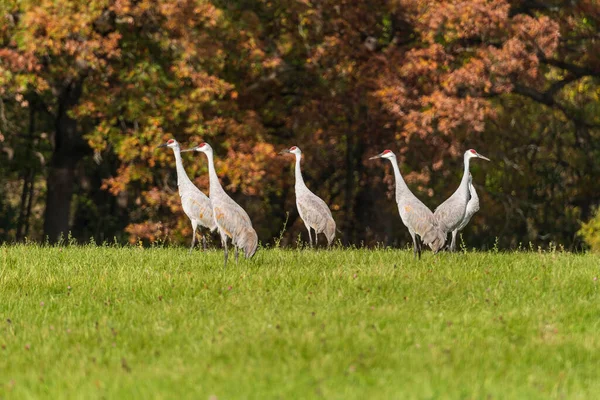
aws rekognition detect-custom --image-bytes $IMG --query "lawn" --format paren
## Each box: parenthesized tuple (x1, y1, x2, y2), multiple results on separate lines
(1, 244, 599, 399)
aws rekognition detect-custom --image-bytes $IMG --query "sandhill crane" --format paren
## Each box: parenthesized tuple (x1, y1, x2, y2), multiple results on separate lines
(279, 146, 336, 247)
(434, 149, 489, 245)
(182, 143, 258, 267)
(449, 173, 479, 251)
(369, 150, 445, 258)
(157, 139, 216, 251)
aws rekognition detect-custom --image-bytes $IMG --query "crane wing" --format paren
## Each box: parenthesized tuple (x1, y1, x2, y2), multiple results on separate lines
(395, 200, 445, 251)
(179, 182, 216, 231)
(456, 185, 480, 232)
(467, 183, 480, 214)
(398, 202, 432, 237)
(181, 193, 216, 231)
(434, 197, 466, 233)
(213, 201, 253, 239)
(297, 192, 335, 233)
(213, 200, 258, 257)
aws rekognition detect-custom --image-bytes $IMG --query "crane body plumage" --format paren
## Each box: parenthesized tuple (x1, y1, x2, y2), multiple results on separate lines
(434, 149, 489, 247)
(370, 150, 445, 258)
(450, 174, 479, 251)
(280, 146, 336, 246)
(157, 139, 216, 251)
(183, 143, 258, 266)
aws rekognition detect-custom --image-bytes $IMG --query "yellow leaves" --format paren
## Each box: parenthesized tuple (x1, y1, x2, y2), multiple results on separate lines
(119, 136, 142, 161)
(112, 0, 132, 15)
(148, 116, 162, 127)
(85, 129, 108, 153)
(210, 141, 278, 197)
(172, 60, 232, 101)
(125, 221, 168, 244)
(10, 1, 122, 78)
(262, 56, 282, 70)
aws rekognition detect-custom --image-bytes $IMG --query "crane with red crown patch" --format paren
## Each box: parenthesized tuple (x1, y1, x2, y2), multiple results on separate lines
(369, 149, 446, 258)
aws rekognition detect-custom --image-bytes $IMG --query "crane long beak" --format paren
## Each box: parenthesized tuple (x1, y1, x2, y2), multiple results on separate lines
(156, 143, 168, 149)
(368, 154, 382, 160)
(278, 149, 291, 155)
(478, 154, 491, 161)
(180, 147, 196, 153)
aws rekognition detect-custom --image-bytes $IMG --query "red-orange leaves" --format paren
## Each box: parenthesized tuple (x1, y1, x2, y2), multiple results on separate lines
(412, 0, 511, 44)
(511, 15, 560, 59)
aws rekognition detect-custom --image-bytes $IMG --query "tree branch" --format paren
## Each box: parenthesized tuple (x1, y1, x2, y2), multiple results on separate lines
(513, 84, 600, 129)
(509, 0, 559, 17)
(542, 57, 600, 78)
(513, 84, 552, 106)
(545, 74, 579, 98)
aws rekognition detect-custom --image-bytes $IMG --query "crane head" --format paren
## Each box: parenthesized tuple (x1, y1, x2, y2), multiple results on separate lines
(181, 142, 211, 153)
(278, 146, 301, 155)
(368, 149, 395, 160)
(156, 139, 178, 149)
(466, 149, 490, 161)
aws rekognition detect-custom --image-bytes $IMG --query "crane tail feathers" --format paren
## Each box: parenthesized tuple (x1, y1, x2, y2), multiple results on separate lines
(325, 219, 336, 246)
(238, 227, 258, 259)
(422, 228, 446, 254)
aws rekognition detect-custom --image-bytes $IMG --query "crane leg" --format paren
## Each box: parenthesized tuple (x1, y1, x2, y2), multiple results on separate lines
(235, 247, 239, 263)
(315, 229, 318, 247)
(202, 233, 207, 251)
(189, 220, 198, 253)
(305, 223, 313, 248)
(221, 232, 229, 268)
(409, 230, 420, 260)
(416, 236, 422, 259)
(414, 238, 421, 260)
(450, 230, 458, 252)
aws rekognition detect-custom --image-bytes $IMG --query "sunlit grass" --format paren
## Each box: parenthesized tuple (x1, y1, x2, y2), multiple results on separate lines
(1, 244, 599, 399)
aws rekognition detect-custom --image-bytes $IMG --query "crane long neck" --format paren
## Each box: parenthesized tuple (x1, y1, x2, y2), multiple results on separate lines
(459, 155, 472, 194)
(469, 183, 479, 202)
(294, 153, 306, 189)
(205, 149, 226, 197)
(173, 147, 193, 187)
(390, 157, 410, 197)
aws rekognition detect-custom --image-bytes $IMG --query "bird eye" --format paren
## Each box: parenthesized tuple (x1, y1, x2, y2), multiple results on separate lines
(290, 146, 297, 151)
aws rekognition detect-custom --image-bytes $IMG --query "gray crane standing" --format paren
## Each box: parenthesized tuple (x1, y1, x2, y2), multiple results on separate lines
(157, 139, 216, 251)
(449, 173, 479, 251)
(369, 150, 446, 258)
(434, 149, 489, 247)
(182, 143, 258, 266)
(279, 146, 336, 247)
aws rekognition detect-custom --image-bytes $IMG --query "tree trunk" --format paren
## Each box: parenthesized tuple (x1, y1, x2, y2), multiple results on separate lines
(16, 103, 36, 241)
(43, 78, 86, 243)
(342, 102, 367, 245)
(24, 168, 35, 238)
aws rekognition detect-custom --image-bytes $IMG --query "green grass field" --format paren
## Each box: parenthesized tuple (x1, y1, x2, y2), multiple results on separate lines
(1, 245, 599, 399)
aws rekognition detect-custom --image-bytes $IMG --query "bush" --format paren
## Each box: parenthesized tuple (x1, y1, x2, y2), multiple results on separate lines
(579, 208, 600, 252)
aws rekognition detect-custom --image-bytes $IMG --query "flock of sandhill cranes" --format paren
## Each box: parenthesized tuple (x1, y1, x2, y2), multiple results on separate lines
(158, 140, 488, 266)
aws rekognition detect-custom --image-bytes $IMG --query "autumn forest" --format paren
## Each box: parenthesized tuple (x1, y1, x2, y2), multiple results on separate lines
(1, 0, 599, 250)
